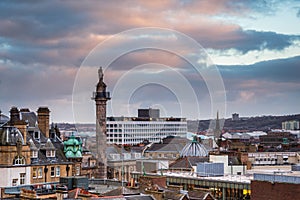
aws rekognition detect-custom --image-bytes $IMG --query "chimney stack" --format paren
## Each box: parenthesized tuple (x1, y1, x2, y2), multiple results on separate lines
(10, 106, 27, 143)
(10, 106, 20, 124)
(37, 107, 50, 138)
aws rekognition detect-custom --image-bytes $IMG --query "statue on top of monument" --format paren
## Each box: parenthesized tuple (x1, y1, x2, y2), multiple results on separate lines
(98, 67, 103, 81)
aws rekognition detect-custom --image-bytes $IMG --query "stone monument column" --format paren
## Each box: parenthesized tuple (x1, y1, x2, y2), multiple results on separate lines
(92, 67, 110, 178)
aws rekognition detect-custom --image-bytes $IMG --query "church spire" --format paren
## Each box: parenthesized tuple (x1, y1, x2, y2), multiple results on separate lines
(215, 111, 220, 132)
(214, 111, 222, 147)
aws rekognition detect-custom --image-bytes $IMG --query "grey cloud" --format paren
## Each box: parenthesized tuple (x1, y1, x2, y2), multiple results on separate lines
(217, 56, 300, 116)
(0, 0, 299, 67)
(197, 29, 300, 53)
(218, 55, 300, 82)
(0, 64, 77, 105)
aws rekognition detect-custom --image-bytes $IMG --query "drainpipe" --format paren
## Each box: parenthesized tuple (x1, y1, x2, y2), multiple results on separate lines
(44, 166, 48, 183)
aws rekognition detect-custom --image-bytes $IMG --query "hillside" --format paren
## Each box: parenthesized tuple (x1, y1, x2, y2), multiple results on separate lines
(187, 114, 300, 133)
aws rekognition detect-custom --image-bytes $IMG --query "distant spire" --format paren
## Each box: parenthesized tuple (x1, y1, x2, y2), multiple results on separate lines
(216, 111, 220, 131)
(214, 111, 222, 142)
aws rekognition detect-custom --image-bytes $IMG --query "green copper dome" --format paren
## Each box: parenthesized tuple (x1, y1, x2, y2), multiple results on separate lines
(63, 133, 83, 158)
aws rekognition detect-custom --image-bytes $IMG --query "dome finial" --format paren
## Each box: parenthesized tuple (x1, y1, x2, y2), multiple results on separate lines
(192, 135, 198, 143)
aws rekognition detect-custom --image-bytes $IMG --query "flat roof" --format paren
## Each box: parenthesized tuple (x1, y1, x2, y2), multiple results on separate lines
(247, 165, 300, 177)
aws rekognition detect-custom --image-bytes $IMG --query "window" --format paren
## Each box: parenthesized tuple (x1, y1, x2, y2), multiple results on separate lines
(55, 166, 60, 177)
(13, 156, 26, 165)
(20, 173, 25, 185)
(33, 168, 37, 179)
(31, 151, 38, 158)
(50, 167, 55, 177)
(34, 131, 40, 140)
(38, 167, 43, 178)
(46, 150, 55, 157)
(76, 166, 80, 176)
(12, 179, 18, 186)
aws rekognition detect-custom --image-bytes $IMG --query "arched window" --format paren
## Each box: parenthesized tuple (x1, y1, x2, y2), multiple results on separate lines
(13, 155, 26, 165)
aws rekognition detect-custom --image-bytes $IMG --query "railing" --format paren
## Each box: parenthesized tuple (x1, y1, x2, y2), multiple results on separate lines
(92, 92, 111, 99)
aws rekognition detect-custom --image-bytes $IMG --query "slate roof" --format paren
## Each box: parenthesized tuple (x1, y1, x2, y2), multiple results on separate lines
(101, 187, 140, 196)
(130, 146, 145, 153)
(18, 109, 70, 165)
(165, 190, 187, 200)
(68, 188, 99, 199)
(169, 157, 208, 169)
(125, 195, 155, 200)
(0, 112, 9, 126)
(20, 111, 37, 127)
(145, 136, 188, 153)
(0, 126, 25, 145)
(106, 145, 130, 154)
(188, 190, 216, 200)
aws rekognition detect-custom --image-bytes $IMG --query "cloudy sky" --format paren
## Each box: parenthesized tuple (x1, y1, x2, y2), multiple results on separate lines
(1, 0, 300, 123)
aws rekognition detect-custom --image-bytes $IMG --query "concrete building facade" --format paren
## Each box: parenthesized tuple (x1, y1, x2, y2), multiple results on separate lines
(107, 109, 187, 145)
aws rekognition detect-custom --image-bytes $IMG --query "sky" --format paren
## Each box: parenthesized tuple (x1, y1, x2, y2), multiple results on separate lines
(1, 0, 300, 123)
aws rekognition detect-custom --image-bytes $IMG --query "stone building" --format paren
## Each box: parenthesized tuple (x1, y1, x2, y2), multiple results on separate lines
(0, 107, 73, 190)
(81, 148, 98, 179)
(143, 136, 189, 164)
(106, 145, 141, 182)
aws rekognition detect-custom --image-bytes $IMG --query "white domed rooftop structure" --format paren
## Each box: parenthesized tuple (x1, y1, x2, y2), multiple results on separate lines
(180, 136, 208, 157)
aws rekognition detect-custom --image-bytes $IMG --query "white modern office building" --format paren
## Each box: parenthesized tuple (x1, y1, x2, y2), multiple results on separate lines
(106, 109, 187, 145)
(282, 120, 299, 130)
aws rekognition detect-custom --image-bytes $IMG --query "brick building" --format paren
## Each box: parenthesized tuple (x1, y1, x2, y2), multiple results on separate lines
(251, 173, 300, 200)
(259, 131, 297, 148)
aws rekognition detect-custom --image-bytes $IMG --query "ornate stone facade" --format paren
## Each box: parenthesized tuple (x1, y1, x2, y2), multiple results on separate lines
(0, 107, 73, 189)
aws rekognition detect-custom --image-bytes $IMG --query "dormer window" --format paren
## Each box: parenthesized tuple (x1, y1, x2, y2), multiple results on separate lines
(13, 155, 26, 165)
(34, 131, 40, 140)
(46, 150, 55, 157)
(31, 150, 38, 158)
